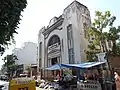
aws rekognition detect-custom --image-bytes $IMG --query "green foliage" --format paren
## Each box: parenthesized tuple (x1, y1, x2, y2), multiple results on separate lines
(104, 26, 120, 41)
(116, 42, 120, 55)
(25, 66, 31, 72)
(88, 11, 116, 52)
(87, 10, 120, 56)
(93, 11, 116, 31)
(88, 44, 95, 50)
(104, 26, 120, 54)
(86, 51, 98, 62)
(0, 64, 7, 74)
(2, 54, 18, 76)
(86, 11, 120, 61)
(0, 0, 27, 55)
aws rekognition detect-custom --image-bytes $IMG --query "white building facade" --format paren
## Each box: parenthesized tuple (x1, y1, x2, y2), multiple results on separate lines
(38, 1, 91, 72)
(13, 42, 37, 65)
(13, 42, 37, 74)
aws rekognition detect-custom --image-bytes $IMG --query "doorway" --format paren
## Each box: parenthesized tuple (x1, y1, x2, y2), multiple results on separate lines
(51, 57, 58, 76)
(51, 57, 58, 65)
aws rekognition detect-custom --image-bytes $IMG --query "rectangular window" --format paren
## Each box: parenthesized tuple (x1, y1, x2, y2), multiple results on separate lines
(68, 48, 74, 64)
(67, 24, 75, 64)
(62, 39, 64, 52)
(83, 23, 87, 38)
(39, 42, 42, 67)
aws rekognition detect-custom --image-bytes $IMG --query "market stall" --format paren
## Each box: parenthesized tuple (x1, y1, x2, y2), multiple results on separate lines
(45, 61, 109, 90)
(45, 64, 68, 89)
(77, 80, 101, 90)
(62, 61, 106, 90)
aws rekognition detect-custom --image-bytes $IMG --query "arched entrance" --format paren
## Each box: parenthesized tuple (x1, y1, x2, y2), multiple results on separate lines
(47, 35, 61, 67)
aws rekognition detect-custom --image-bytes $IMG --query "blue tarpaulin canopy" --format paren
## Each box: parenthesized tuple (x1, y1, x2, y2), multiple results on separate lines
(61, 61, 106, 69)
(45, 64, 67, 70)
(45, 62, 106, 70)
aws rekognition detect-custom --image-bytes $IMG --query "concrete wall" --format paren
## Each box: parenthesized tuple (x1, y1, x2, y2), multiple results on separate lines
(13, 42, 37, 65)
(38, 27, 45, 69)
(63, 2, 82, 64)
(108, 55, 120, 70)
(63, 1, 91, 63)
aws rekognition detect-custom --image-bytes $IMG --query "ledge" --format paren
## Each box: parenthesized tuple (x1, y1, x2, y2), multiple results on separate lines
(42, 15, 64, 36)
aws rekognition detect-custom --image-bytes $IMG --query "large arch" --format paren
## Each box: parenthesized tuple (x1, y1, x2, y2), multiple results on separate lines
(48, 35, 60, 46)
(47, 35, 61, 66)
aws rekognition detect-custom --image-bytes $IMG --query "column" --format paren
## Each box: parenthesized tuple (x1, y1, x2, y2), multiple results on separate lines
(59, 56, 61, 64)
(60, 56, 62, 64)
(48, 59, 51, 66)
(30, 68, 33, 78)
(57, 57, 60, 64)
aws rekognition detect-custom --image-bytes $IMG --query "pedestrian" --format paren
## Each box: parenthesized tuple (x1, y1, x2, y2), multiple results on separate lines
(56, 72, 60, 81)
(114, 71, 120, 90)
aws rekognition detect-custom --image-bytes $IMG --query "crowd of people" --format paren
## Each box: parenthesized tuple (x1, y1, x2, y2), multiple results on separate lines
(54, 69, 120, 90)
(79, 72, 99, 81)
(17, 69, 120, 90)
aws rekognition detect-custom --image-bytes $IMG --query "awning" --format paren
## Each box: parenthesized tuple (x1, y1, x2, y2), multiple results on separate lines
(45, 64, 66, 70)
(19, 74, 28, 76)
(61, 61, 106, 69)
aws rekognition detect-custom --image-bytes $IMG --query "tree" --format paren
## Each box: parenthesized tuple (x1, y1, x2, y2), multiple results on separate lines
(104, 26, 120, 54)
(0, 64, 7, 74)
(0, 0, 27, 55)
(116, 42, 120, 54)
(25, 65, 31, 76)
(86, 11, 116, 61)
(2, 54, 18, 77)
(86, 51, 98, 62)
(88, 11, 116, 52)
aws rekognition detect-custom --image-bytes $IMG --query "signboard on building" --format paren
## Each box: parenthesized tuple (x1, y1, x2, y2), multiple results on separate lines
(48, 43, 60, 53)
(96, 53, 109, 69)
(96, 53, 107, 62)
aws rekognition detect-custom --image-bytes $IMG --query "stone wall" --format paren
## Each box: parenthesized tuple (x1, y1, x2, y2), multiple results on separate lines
(108, 55, 120, 71)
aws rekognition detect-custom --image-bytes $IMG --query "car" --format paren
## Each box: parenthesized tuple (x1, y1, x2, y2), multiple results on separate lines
(0, 75, 8, 81)
(0, 80, 9, 90)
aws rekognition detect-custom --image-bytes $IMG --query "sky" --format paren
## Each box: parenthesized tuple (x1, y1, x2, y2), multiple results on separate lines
(0, 0, 120, 69)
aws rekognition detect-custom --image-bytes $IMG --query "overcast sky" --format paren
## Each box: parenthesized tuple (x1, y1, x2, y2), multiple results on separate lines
(0, 0, 120, 69)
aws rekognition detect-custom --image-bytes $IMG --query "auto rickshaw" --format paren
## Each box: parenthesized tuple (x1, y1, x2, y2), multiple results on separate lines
(9, 77, 36, 90)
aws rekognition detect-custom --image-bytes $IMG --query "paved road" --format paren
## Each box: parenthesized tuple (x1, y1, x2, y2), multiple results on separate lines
(0, 80, 9, 90)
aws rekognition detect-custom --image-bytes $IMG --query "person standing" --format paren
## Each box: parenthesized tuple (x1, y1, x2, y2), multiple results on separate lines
(114, 71, 120, 90)
(56, 73, 60, 81)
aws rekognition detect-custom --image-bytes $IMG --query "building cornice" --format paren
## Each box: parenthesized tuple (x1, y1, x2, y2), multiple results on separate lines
(42, 15, 64, 39)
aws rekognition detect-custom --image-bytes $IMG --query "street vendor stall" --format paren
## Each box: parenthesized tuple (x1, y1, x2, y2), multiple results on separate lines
(45, 61, 109, 90)
(62, 61, 106, 90)
(45, 64, 67, 81)
(45, 64, 68, 89)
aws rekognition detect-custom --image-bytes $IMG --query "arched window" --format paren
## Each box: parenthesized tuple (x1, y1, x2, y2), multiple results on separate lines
(48, 35, 60, 46)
